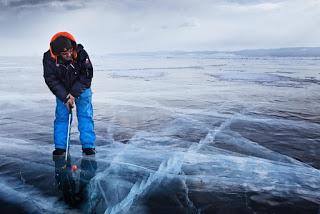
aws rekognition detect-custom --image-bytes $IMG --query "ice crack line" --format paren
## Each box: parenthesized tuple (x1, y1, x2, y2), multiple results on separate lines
(105, 111, 249, 213)
(88, 131, 156, 208)
(105, 155, 184, 214)
(190, 111, 246, 152)
(104, 113, 245, 213)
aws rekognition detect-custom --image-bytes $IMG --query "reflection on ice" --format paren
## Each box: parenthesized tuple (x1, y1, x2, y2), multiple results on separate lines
(53, 155, 97, 209)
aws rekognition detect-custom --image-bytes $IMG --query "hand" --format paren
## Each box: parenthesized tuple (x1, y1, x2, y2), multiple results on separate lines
(65, 94, 75, 112)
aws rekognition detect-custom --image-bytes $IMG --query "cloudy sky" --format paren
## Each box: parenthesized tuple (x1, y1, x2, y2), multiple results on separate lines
(0, 0, 319, 56)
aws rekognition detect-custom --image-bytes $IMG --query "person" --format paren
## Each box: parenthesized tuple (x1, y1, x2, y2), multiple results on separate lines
(43, 32, 96, 156)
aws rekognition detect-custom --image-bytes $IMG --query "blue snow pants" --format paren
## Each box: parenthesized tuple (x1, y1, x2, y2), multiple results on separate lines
(54, 88, 96, 149)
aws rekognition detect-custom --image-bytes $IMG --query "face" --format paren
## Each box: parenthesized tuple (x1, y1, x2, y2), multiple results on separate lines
(60, 48, 73, 61)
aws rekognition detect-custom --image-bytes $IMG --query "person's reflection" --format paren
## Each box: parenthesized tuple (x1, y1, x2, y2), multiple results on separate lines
(53, 155, 97, 208)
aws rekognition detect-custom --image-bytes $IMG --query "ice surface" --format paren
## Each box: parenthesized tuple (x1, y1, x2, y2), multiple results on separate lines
(0, 54, 319, 213)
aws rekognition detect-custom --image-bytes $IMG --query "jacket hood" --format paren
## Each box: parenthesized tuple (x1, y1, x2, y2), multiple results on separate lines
(49, 32, 78, 62)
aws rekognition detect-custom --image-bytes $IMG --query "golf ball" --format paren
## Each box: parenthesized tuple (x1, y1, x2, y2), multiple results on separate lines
(71, 164, 78, 171)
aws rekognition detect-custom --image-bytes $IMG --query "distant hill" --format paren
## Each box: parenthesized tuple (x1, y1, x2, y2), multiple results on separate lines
(232, 47, 320, 57)
(105, 47, 320, 57)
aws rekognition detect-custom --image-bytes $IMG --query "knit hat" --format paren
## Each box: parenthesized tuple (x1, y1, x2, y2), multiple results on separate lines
(50, 36, 73, 55)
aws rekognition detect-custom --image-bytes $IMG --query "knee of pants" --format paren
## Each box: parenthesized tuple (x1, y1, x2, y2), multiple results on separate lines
(55, 99, 69, 121)
(76, 89, 93, 118)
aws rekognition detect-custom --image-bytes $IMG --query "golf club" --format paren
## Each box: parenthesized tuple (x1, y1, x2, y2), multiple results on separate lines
(65, 107, 72, 162)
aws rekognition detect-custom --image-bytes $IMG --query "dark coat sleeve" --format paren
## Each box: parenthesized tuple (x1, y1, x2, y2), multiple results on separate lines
(70, 48, 93, 98)
(43, 53, 69, 103)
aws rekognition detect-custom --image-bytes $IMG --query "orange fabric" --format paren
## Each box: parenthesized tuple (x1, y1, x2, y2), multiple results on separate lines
(49, 32, 78, 62)
(50, 32, 76, 44)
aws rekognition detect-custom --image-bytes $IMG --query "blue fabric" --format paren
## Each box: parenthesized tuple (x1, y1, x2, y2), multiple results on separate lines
(54, 88, 96, 149)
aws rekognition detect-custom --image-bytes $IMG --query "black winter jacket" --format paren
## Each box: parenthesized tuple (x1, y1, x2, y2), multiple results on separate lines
(43, 44, 93, 103)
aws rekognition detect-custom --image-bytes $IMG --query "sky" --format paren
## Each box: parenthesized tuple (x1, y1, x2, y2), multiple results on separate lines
(0, 0, 319, 56)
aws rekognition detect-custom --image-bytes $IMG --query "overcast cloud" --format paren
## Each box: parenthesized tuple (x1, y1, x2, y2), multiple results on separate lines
(0, 0, 319, 56)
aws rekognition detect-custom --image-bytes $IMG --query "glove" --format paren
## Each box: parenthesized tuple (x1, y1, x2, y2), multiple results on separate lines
(65, 94, 75, 112)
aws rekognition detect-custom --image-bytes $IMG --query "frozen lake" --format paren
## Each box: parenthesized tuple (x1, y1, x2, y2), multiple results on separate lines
(0, 52, 319, 213)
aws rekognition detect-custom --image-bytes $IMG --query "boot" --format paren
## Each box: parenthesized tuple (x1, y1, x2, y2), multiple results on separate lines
(82, 148, 96, 155)
(53, 148, 66, 156)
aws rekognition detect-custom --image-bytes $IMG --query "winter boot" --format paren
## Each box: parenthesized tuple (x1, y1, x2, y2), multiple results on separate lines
(53, 148, 66, 156)
(82, 148, 96, 155)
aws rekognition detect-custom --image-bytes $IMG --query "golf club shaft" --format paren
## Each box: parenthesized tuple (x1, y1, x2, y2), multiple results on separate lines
(65, 110, 72, 161)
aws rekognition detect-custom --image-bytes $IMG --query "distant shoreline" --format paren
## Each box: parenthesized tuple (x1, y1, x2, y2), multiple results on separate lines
(232, 47, 320, 57)
(1, 47, 320, 57)
(103, 47, 320, 57)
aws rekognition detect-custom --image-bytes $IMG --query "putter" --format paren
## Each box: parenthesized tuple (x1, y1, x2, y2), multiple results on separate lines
(65, 107, 72, 162)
